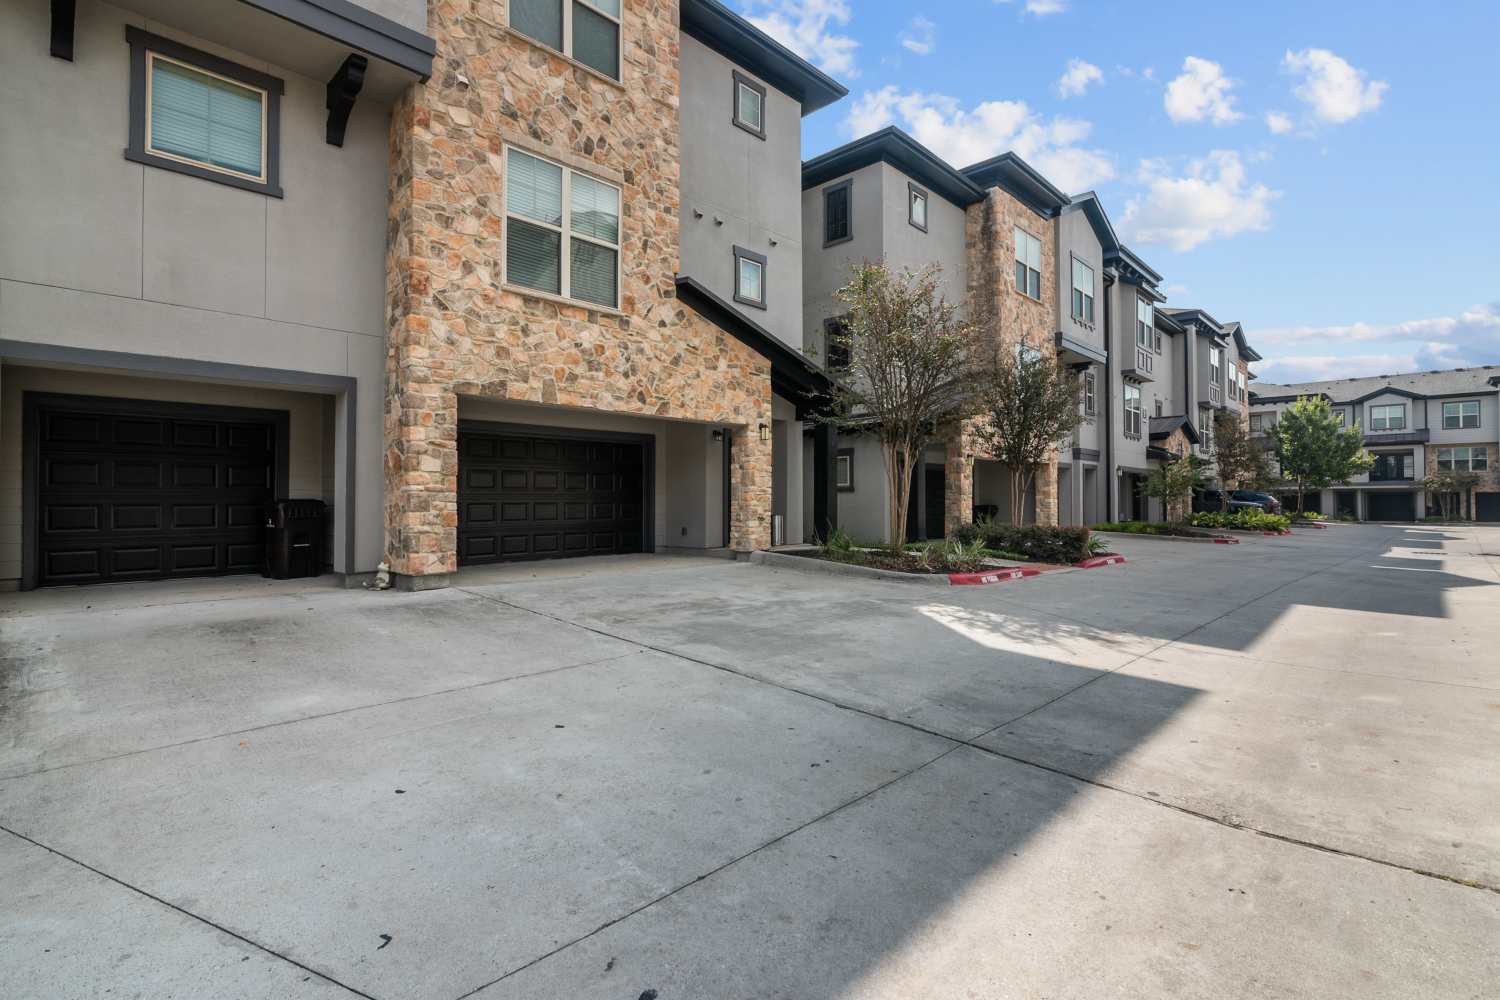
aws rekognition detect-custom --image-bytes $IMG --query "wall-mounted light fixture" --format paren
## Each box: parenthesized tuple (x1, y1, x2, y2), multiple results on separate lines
(758, 423, 770, 442)
(711, 429, 724, 442)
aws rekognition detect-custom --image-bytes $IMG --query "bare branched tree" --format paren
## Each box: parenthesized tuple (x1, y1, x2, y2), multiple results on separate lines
(973, 344, 1085, 526)
(824, 262, 982, 545)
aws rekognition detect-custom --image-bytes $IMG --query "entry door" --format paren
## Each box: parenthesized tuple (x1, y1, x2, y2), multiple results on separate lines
(458, 429, 648, 564)
(31, 397, 279, 586)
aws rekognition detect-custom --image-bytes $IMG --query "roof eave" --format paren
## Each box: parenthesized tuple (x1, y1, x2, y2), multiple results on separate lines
(680, 0, 848, 115)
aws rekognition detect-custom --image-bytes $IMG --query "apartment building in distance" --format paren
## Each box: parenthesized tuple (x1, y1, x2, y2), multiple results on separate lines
(800, 128, 1261, 539)
(1250, 367, 1500, 521)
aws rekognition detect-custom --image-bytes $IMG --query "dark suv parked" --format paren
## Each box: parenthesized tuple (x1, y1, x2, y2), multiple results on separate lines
(1231, 490, 1282, 513)
(1194, 489, 1265, 514)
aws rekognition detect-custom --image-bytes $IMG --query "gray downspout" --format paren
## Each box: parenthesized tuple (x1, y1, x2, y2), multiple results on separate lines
(1103, 274, 1115, 522)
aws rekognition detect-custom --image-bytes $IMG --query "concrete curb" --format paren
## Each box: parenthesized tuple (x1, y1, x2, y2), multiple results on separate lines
(1075, 554, 1127, 569)
(949, 566, 1038, 585)
(749, 550, 950, 586)
(1095, 531, 1234, 545)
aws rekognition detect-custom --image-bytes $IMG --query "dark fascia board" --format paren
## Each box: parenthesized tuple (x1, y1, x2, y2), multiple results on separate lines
(1163, 307, 1226, 336)
(1152, 307, 1185, 334)
(1055, 331, 1108, 366)
(1148, 414, 1201, 445)
(1222, 321, 1263, 362)
(680, 0, 847, 115)
(674, 276, 831, 399)
(1249, 392, 1333, 405)
(1063, 192, 1120, 254)
(242, 0, 435, 79)
(1348, 385, 1427, 404)
(1490, 375, 1500, 386)
(801, 127, 984, 207)
(959, 151, 1070, 217)
(1104, 245, 1163, 289)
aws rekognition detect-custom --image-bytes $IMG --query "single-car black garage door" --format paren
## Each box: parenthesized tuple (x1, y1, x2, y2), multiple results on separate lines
(29, 395, 284, 587)
(1364, 490, 1416, 522)
(458, 427, 648, 565)
(1477, 492, 1500, 523)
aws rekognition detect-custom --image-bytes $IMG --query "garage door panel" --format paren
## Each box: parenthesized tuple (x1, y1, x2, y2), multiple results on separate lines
(1366, 491, 1416, 522)
(1477, 493, 1500, 523)
(34, 400, 279, 587)
(458, 428, 649, 566)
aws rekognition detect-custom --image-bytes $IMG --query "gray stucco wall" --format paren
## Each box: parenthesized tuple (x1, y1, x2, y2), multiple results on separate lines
(0, 0, 392, 574)
(876, 164, 967, 310)
(801, 161, 884, 359)
(1055, 207, 1104, 357)
(351, 0, 428, 33)
(679, 34, 803, 349)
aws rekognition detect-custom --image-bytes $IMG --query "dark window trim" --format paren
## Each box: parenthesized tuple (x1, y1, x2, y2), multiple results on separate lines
(1368, 402, 1408, 431)
(1441, 398, 1481, 429)
(823, 177, 852, 248)
(906, 181, 929, 233)
(1083, 369, 1096, 417)
(731, 70, 767, 140)
(732, 245, 767, 309)
(836, 448, 855, 491)
(124, 26, 285, 198)
(1068, 252, 1095, 326)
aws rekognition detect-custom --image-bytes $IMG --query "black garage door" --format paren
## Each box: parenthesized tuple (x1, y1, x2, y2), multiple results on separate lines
(458, 428, 648, 565)
(30, 396, 282, 587)
(1477, 493, 1500, 523)
(1365, 490, 1416, 522)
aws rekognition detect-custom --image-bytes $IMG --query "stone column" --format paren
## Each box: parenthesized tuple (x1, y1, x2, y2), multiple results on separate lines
(1034, 451, 1060, 526)
(384, 323, 459, 588)
(943, 424, 975, 537)
(729, 424, 773, 553)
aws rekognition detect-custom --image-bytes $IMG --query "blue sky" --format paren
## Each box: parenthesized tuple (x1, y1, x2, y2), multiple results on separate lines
(739, 0, 1500, 385)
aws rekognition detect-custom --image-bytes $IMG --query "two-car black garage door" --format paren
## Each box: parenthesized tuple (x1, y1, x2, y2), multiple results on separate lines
(28, 395, 284, 587)
(457, 428, 648, 565)
(1364, 490, 1416, 523)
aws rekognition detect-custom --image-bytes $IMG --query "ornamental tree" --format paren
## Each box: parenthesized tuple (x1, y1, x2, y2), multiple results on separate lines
(1273, 396, 1373, 513)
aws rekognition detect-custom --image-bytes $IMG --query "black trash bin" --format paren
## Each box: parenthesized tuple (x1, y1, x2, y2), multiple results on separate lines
(264, 499, 326, 579)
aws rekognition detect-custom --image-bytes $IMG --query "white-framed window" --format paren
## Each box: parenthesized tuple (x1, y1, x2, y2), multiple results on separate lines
(908, 183, 928, 231)
(836, 449, 855, 491)
(1369, 403, 1406, 431)
(1154, 397, 1164, 418)
(1070, 257, 1095, 324)
(1083, 370, 1096, 417)
(1136, 298, 1153, 348)
(1333, 408, 1346, 427)
(1437, 446, 1489, 472)
(1250, 413, 1264, 433)
(1123, 384, 1142, 436)
(1199, 406, 1214, 452)
(1209, 345, 1223, 386)
(734, 245, 766, 309)
(504, 147, 620, 308)
(509, 0, 620, 79)
(732, 71, 766, 138)
(1014, 228, 1042, 300)
(125, 28, 283, 197)
(1443, 400, 1481, 430)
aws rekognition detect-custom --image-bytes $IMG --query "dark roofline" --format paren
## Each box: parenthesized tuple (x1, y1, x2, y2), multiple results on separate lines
(959, 151, 1070, 217)
(1149, 414, 1201, 445)
(674, 276, 831, 405)
(1346, 386, 1427, 405)
(1153, 308, 1186, 334)
(1105, 244, 1163, 286)
(1062, 192, 1120, 254)
(1249, 391, 1333, 405)
(680, 0, 848, 115)
(247, 0, 436, 78)
(1162, 307, 1226, 336)
(801, 127, 985, 206)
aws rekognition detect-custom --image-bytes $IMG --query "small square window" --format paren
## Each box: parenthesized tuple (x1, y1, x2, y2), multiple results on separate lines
(732, 71, 766, 139)
(824, 316, 851, 371)
(510, 0, 621, 80)
(836, 449, 855, 491)
(125, 28, 283, 197)
(908, 183, 928, 232)
(733, 246, 766, 309)
(1083, 370, 1096, 416)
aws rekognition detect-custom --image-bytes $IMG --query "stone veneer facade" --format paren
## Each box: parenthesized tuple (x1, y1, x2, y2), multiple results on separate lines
(952, 187, 1061, 532)
(383, 1, 773, 580)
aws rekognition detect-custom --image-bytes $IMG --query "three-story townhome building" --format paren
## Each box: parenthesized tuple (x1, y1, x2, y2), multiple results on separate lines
(1250, 367, 1500, 521)
(1, 0, 848, 590)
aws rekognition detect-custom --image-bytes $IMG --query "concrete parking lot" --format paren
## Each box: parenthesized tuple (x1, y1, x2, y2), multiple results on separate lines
(2, 523, 1498, 999)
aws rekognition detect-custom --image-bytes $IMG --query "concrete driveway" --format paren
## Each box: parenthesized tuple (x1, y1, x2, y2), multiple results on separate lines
(2, 524, 1498, 999)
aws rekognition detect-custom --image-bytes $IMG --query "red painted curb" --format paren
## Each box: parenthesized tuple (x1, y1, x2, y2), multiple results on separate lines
(1263, 529, 1292, 536)
(1296, 522, 1328, 529)
(1212, 537, 1241, 545)
(1075, 554, 1127, 569)
(949, 567, 1031, 585)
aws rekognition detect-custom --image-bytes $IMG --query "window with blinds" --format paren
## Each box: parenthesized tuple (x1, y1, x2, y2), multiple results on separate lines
(505, 148, 620, 308)
(510, 0, 621, 80)
(147, 55, 266, 181)
(1014, 228, 1042, 300)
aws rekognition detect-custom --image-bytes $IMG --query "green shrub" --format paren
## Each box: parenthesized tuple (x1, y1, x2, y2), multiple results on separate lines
(974, 523, 1093, 563)
(1091, 521, 1215, 538)
(1290, 510, 1326, 521)
(1189, 509, 1291, 533)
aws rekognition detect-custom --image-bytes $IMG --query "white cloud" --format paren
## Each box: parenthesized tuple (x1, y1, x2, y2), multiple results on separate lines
(1163, 283, 1191, 298)
(1142, 67, 1155, 81)
(1163, 56, 1242, 125)
(1282, 48, 1387, 124)
(899, 16, 936, 56)
(844, 87, 1114, 192)
(994, 0, 1068, 16)
(1252, 304, 1500, 383)
(1119, 150, 1279, 251)
(744, 0, 858, 78)
(1265, 110, 1294, 135)
(1057, 59, 1103, 98)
